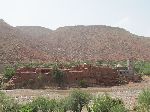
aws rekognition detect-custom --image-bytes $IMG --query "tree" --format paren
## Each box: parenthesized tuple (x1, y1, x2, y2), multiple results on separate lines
(52, 65, 64, 87)
(67, 89, 91, 112)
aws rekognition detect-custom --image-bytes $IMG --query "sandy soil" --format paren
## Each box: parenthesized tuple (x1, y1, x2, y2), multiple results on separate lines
(1, 76, 150, 111)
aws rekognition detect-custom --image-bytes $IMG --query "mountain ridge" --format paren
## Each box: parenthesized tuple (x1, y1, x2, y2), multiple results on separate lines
(0, 20, 51, 64)
(0, 20, 150, 63)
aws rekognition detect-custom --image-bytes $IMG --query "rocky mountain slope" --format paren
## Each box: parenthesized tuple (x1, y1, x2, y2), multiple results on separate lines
(0, 19, 150, 63)
(17, 25, 150, 61)
(0, 19, 50, 64)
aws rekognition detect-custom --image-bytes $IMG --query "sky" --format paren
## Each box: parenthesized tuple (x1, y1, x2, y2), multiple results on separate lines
(0, 0, 150, 37)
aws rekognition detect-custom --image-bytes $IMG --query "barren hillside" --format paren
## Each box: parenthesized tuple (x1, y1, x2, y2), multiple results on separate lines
(0, 20, 150, 64)
(0, 19, 50, 64)
(17, 25, 150, 61)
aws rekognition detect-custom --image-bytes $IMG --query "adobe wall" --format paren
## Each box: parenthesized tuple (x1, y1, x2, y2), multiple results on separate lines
(9, 67, 53, 88)
(64, 66, 119, 86)
(8, 64, 120, 89)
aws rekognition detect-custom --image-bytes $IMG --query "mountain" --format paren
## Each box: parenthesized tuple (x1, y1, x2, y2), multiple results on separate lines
(0, 20, 150, 64)
(17, 25, 150, 61)
(0, 19, 50, 64)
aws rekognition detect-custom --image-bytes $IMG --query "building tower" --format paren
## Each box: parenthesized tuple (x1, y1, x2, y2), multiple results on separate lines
(127, 58, 134, 75)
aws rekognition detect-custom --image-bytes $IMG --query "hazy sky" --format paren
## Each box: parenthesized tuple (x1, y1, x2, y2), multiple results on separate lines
(0, 0, 150, 37)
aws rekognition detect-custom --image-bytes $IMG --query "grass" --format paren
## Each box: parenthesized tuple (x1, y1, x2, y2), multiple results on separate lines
(135, 89, 150, 112)
(0, 91, 20, 112)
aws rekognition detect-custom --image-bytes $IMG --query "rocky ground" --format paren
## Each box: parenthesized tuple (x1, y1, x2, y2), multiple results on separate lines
(1, 76, 150, 111)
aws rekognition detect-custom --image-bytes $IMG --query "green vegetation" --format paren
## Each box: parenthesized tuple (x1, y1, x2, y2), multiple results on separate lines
(52, 66, 65, 87)
(95, 60, 104, 66)
(78, 80, 87, 88)
(110, 104, 128, 112)
(95, 60, 150, 76)
(89, 93, 128, 112)
(1, 89, 150, 112)
(135, 89, 150, 112)
(0, 91, 20, 112)
(5, 60, 149, 76)
(19, 105, 33, 112)
(27, 97, 57, 112)
(19, 97, 59, 112)
(0, 90, 91, 112)
(67, 89, 91, 112)
(134, 61, 150, 76)
(3, 66, 16, 80)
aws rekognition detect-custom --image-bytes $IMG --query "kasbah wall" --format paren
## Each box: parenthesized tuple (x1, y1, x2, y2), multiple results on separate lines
(7, 60, 141, 89)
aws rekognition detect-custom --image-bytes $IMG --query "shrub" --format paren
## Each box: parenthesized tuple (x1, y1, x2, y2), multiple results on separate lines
(19, 105, 33, 112)
(79, 80, 87, 88)
(3, 66, 15, 80)
(90, 94, 127, 112)
(28, 97, 58, 112)
(95, 60, 103, 66)
(19, 97, 70, 112)
(0, 91, 20, 112)
(23, 63, 41, 68)
(134, 61, 150, 75)
(56, 98, 71, 112)
(136, 89, 150, 112)
(42, 63, 54, 68)
(69, 61, 81, 67)
(67, 89, 91, 112)
(52, 66, 64, 87)
(110, 104, 128, 112)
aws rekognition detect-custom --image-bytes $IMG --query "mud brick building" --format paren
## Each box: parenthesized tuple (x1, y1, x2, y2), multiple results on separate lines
(7, 59, 141, 89)
(7, 64, 119, 88)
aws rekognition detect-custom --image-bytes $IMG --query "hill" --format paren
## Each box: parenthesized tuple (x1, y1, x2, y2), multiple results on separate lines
(0, 19, 50, 64)
(17, 25, 150, 61)
(0, 19, 150, 64)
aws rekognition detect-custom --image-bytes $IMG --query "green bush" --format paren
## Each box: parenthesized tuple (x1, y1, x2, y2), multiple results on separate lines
(42, 63, 51, 68)
(23, 63, 40, 68)
(79, 80, 87, 88)
(110, 104, 128, 112)
(0, 91, 20, 112)
(52, 66, 64, 87)
(90, 94, 127, 112)
(134, 61, 150, 75)
(3, 66, 15, 80)
(19, 105, 33, 112)
(136, 89, 150, 112)
(67, 89, 91, 112)
(19, 97, 70, 112)
(56, 98, 71, 112)
(95, 60, 103, 66)
(28, 97, 58, 112)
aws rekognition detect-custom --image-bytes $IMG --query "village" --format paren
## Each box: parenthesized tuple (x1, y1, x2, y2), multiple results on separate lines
(0, 0, 150, 111)
(1, 59, 141, 89)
